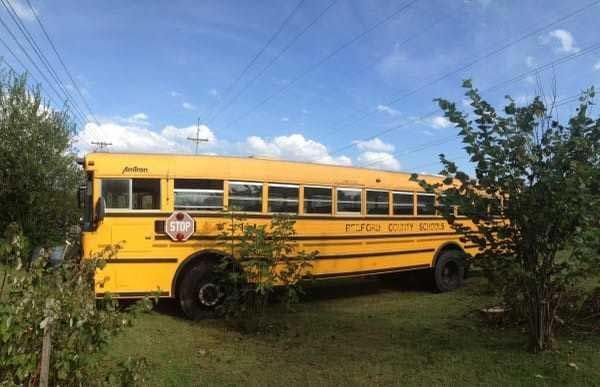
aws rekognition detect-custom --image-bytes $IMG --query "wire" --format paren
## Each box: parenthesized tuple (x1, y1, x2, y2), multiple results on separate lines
(326, 0, 600, 136)
(209, 0, 339, 124)
(332, 40, 600, 156)
(25, 0, 100, 126)
(222, 0, 419, 129)
(0, 0, 88, 123)
(361, 82, 600, 169)
(205, 0, 306, 123)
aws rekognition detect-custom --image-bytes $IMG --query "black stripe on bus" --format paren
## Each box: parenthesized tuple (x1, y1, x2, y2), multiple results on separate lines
(153, 232, 459, 241)
(96, 291, 170, 298)
(105, 258, 178, 264)
(313, 248, 435, 260)
(309, 264, 431, 279)
(104, 212, 447, 221)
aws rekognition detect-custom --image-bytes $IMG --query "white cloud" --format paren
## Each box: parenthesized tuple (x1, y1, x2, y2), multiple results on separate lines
(281, 117, 289, 122)
(170, 91, 181, 97)
(76, 122, 182, 154)
(76, 122, 352, 168)
(546, 29, 579, 53)
(357, 151, 401, 171)
(162, 124, 216, 144)
(376, 104, 401, 117)
(525, 56, 535, 68)
(377, 42, 406, 78)
(9, 0, 36, 21)
(242, 134, 351, 166)
(429, 116, 451, 129)
(353, 137, 395, 153)
(594, 60, 600, 71)
(130, 112, 148, 122)
(182, 102, 196, 111)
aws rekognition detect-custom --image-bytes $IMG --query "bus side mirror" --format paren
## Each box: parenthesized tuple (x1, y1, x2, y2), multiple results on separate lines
(95, 197, 106, 223)
(77, 185, 86, 209)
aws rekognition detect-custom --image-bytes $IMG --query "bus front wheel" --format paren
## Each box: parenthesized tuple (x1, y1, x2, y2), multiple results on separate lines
(178, 262, 223, 320)
(433, 250, 465, 292)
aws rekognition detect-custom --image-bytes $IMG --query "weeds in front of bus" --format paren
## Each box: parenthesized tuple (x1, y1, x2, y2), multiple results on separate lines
(216, 212, 317, 333)
(0, 223, 153, 386)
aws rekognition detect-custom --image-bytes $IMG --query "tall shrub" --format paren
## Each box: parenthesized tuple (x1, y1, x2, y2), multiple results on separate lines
(412, 81, 600, 352)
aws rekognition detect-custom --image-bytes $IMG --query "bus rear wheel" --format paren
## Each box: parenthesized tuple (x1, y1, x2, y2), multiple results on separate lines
(178, 262, 223, 320)
(433, 250, 465, 292)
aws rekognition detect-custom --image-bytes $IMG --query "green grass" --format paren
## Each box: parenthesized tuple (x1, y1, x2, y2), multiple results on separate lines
(105, 276, 600, 386)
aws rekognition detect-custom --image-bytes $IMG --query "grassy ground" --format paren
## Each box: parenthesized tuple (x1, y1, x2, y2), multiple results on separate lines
(105, 275, 600, 386)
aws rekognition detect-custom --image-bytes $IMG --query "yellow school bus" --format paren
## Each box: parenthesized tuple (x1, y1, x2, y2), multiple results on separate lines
(79, 152, 477, 319)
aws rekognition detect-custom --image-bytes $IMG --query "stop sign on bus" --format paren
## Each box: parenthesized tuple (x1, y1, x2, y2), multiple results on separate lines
(165, 211, 195, 241)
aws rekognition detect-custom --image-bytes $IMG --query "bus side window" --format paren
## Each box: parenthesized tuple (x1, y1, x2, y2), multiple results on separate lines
(174, 179, 224, 211)
(393, 192, 414, 215)
(416, 193, 435, 215)
(366, 190, 388, 215)
(228, 181, 262, 212)
(337, 188, 362, 214)
(101, 179, 130, 209)
(268, 184, 299, 213)
(304, 187, 332, 214)
(132, 179, 161, 210)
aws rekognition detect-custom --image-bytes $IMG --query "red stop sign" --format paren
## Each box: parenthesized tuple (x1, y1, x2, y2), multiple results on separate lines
(165, 211, 195, 241)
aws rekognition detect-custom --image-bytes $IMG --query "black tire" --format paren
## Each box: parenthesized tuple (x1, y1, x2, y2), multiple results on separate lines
(178, 262, 223, 320)
(433, 250, 465, 292)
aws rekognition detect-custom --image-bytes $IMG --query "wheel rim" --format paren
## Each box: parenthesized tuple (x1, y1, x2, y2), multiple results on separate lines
(198, 283, 221, 307)
(441, 261, 459, 288)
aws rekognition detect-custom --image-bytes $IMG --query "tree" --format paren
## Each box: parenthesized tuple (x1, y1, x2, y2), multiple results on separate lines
(0, 68, 81, 247)
(411, 80, 600, 352)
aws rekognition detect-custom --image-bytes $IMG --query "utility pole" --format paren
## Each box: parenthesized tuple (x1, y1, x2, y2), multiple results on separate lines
(187, 118, 208, 154)
(91, 141, 112, 152)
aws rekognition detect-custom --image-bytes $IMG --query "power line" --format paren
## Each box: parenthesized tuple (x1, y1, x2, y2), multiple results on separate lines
(205, 0, 306, 123)
(325, 0, 600, 137)
(0, 34, 87, 127)
(209, 0, 338, 124)
(24, 0, 100, 126)
(0, 0, 88, 123)
(222, 0, 419, 129)
(362, 82, 600, 169)
(332, 39, 600, 156)
(91, 141, 112, 152)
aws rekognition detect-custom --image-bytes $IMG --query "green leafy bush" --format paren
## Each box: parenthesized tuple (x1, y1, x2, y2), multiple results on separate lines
(216, 213, 317, 331)
(412, 81, 600, 352)
(0, 224, 151, 385)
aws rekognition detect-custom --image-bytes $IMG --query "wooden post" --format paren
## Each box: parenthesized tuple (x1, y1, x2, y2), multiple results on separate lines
(39, 324, 52, 387)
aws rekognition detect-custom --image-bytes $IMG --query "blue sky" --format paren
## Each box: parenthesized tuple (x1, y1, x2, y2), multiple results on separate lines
(2, 0, 600, 173)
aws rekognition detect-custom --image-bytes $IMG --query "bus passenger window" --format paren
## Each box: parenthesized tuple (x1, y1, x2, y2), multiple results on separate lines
(366, 190, 389, 215)
(417, 193, 435, 215)
(393, 192, 413, 215)
(228, 182, 262, 212)
(132, 179, 161, 209)
(268, 184, 299, 213)
(101, 179, 130, 209)
(175, 179, 223, 210)
(337, 188, 361, 214)
(304, 187, 332, 214)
